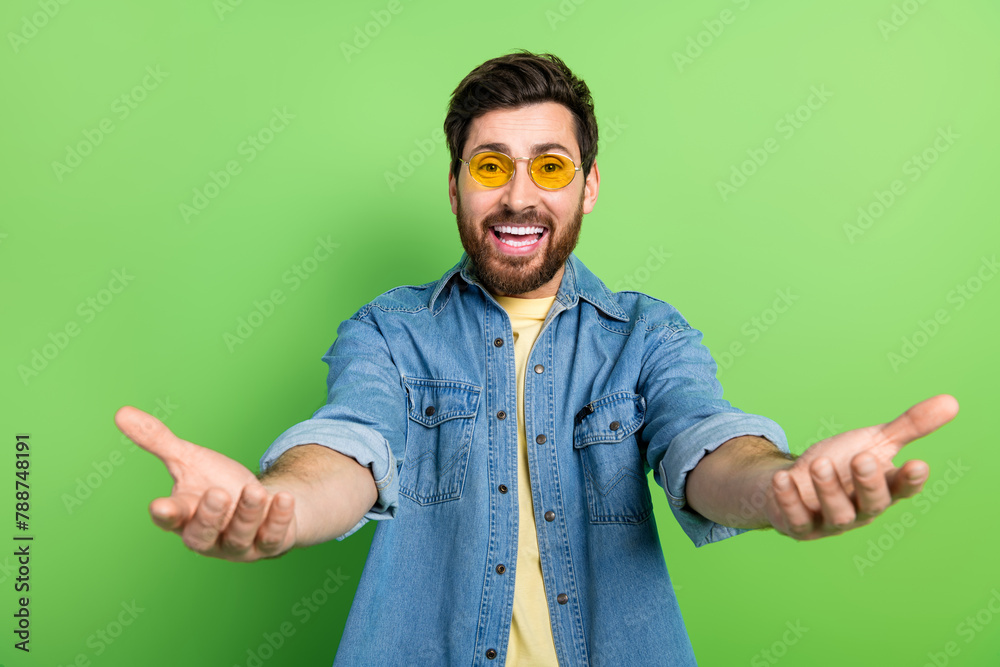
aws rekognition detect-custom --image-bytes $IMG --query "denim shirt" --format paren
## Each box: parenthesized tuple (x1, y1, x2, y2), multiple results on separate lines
(260, 251, 789, 666)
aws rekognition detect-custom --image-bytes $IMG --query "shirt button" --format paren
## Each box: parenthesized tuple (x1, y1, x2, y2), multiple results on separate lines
(609, 420, 620, 431)
(496, 410, 506, 420)
(493, 337, 504, 347)
(498, 484, 508, 494)
(533, 364, 544, 374)
(486, 649, 497, 660)
(557, 593, 568, 605)
(495, 564, 506, 574)
(535, 434, 547, 444)
(544, 510, 555, 522)
(425, 406, 435, 416)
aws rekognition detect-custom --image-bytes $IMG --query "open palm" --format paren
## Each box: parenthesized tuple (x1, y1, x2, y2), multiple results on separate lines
(115, 405, 297, 561)
(764, 394, 960, 540)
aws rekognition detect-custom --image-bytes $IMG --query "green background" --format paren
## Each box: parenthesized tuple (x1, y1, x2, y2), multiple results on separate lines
(2, 0, 998, 665)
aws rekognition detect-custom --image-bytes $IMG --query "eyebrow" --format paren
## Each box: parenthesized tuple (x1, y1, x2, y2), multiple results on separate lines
(467, 142, 575, 158)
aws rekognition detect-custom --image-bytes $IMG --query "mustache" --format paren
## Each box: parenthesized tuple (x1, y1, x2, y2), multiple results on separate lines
(482, 208, 552, 229)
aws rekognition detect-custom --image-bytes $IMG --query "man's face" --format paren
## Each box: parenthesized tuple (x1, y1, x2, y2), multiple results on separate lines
(448, 102, 600, 298)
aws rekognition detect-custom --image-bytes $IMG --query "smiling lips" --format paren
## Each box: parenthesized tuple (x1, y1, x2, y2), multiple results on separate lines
(490, 224, 546, 249)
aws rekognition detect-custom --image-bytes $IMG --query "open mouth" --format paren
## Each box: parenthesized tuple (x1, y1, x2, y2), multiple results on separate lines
(490, 225, 546, 249)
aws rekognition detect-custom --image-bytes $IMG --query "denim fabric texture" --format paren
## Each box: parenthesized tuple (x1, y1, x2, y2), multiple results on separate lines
(260, 251, 789, 666)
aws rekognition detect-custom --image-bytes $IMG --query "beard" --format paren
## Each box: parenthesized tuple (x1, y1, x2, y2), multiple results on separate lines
(455, 193, 583, 297)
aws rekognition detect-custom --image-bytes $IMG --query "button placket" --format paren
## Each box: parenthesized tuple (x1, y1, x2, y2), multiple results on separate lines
(480, 309, 526, 665)
(515, 300, 589, 662)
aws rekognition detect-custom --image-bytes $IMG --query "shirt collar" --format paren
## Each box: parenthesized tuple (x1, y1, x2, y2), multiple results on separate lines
(428, 251, 630, 322)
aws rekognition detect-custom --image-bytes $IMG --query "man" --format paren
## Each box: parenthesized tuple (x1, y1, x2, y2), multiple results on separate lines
(116, 51, 959, 665)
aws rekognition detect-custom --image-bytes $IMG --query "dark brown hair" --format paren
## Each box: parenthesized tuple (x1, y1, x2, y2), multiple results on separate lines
(444, 50, 598, 181)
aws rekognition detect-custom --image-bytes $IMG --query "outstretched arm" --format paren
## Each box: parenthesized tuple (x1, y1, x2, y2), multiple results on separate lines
(685, 394, 960, 540)
(116, 405, 377, 562)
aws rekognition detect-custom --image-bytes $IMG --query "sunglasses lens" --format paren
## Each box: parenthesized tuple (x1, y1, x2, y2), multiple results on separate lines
(531, 154, 575, 189)
(469, 152, 514, 187)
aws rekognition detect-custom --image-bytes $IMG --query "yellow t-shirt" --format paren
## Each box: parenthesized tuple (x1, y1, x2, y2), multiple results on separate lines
(494, 293, 560, 667)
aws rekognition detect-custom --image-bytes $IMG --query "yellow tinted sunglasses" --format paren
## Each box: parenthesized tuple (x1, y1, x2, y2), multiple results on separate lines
(458, 151, 581, 190)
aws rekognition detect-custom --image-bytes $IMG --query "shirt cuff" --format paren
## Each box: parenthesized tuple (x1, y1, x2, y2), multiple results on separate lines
(259, 419, 398, 541)
(658, 412, 789, 548)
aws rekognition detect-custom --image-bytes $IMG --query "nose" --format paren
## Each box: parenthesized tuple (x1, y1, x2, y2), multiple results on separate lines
(499, 157, 541, 213)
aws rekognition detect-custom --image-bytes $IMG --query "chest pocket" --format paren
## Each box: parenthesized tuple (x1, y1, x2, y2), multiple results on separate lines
(400, 376, 481, 505)
(573, 391, 653, 524)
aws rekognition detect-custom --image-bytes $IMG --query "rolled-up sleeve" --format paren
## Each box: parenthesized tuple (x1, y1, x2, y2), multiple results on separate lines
(259, 309, 407, 541)
(639, 313, 788, 548)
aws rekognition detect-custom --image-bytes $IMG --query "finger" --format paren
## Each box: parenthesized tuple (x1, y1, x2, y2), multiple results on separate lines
(852, 453, 892, 520)
(182, 488, 232, 552)
(219, 485, 269, 556)
(149, 496, 196, 531)
(887, 459, 929, 500)
(789, 468, 821, 513)
(811, 458, 856, 531)
(772, 470, 815, 538)
(114, 405, 185, 465)
(877, 394, 960, 455)
(255, 493, 295, 556)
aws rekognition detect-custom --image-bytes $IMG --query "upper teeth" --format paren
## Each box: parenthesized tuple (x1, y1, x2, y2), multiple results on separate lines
(492, 225, 544, 235)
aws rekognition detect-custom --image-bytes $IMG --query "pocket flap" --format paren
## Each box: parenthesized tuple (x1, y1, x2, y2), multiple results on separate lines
(402, 376, 481, 427)
(572, 391, 646, 448)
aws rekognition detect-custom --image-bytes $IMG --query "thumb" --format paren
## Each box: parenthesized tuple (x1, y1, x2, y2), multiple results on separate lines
(879, 394, 960, 454)
(114, 405, 186, 465)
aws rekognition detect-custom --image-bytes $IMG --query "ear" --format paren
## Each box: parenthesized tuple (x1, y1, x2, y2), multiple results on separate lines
(582, 161, 600, 215)
(449, 166, 459, 215)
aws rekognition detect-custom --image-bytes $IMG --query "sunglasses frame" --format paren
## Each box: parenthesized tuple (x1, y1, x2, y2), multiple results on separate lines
(457, 150, 582, 190)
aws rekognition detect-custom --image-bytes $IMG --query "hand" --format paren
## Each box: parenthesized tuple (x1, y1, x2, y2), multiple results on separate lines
(764, 394, 960, 540)
(115, 405, 297, 562)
